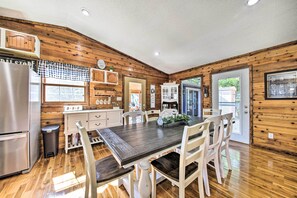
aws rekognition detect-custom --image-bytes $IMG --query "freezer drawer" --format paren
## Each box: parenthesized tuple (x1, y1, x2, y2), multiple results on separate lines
(0, 133, 29, 177)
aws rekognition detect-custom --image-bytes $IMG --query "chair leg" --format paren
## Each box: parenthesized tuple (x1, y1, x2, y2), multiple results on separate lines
(225, 144, 232, 170)
(179, 185, 185, 198)
(214, 155, 222, 184)
(151, 168, 157, 198)
(135, 164, 140, 180)
(203, 163, 210, 196)
(85, 175, 89, 198)
(90, 184, 97, 198)
(219, 147, 225, 179)
(198, 175, 205, 198)
(128, 172, 134, 198)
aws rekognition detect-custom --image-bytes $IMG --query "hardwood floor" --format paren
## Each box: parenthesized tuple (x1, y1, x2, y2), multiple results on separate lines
(0, 142, 296, 198)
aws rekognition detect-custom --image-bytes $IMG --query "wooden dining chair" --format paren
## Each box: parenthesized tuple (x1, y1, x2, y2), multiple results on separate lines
(203, 115, 224, 196)
(145, 110, 160, 122)
(122, 111, 145, 125)
(203, 108, 222, 118)
(160, 109, 178, 118)
(151, 121, 210, 198)
(76, 121, 135, 198)
(219, 113, 233, 178)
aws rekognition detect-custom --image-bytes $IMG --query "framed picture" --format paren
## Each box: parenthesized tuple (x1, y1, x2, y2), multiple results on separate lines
(265, 69, 297, 99)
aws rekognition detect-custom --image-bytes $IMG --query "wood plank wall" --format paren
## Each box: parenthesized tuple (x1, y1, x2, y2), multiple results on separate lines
(170, 41, 297, 154)
(0, 17, 169, 150)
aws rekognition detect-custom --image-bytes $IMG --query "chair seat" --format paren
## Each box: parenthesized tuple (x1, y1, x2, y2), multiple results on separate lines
(151, 152, 198, 182)
(95, 155, 134, 183)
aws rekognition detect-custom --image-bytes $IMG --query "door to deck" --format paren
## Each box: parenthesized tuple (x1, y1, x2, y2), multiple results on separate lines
(212, 68, 250, 144)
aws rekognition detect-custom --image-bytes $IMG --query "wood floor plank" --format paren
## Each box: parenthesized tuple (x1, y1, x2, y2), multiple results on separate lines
(0, 141, 296, 198)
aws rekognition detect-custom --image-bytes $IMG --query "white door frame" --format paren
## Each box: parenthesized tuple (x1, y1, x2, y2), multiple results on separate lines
(212, 68, 250, 144)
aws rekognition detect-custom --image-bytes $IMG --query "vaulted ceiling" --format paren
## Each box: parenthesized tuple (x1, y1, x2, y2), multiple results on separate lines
(0, 0, 297, 74)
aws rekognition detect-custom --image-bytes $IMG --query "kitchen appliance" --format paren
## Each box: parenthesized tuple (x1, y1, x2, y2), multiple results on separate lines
(0, 62, 41, 177)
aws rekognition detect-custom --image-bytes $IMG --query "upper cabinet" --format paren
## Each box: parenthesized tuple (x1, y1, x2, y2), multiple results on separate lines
(6, 30, 35, 52)
(90, 68, 118, 85)
(161, 83, 179, 102)
(0, 27, 40, 59)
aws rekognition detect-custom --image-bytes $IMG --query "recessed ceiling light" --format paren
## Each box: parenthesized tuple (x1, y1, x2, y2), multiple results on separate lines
(81, 8, 90, 16)
(154, 51, 160, 56)
(247, 0, 260, 6)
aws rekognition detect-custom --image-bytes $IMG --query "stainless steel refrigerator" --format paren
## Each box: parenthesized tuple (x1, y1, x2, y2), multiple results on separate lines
(0, 62, 41, 177)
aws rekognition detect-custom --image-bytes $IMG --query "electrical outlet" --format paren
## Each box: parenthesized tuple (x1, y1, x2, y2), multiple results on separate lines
(268, 133, 274, 139)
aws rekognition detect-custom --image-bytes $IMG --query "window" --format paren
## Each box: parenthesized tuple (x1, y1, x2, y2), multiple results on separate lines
(43, 78, 87, 103)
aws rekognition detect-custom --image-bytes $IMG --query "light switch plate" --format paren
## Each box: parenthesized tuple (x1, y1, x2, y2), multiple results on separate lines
(116, 97, 122, 101)
(268, 133, 274, 139)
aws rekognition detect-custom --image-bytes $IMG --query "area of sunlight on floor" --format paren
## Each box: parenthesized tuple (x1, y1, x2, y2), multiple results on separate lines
(51, 171, 110, 196)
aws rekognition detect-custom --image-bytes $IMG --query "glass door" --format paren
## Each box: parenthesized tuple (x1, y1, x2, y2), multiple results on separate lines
(212, 68, 250, 144)
(185, 88, 201, 117)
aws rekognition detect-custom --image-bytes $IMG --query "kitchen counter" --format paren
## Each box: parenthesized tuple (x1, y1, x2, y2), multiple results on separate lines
(63, 108, 123, 115)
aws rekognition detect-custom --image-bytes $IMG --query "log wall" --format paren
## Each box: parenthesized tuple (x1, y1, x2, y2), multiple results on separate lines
(170, 41, 297, 154)
(0, 17, 169, 150)
(1, 16, 296, 154)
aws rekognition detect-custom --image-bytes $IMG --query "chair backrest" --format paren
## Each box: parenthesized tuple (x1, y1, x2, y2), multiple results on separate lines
(221, 113, 233, 142)
(205, 115, 224, 152)
(145, 110, 161, 122)
(160, 109, 178, 118)
(122, 111, 145, 125)
(179, 121, 210, 182)
(203, 108, 222, 118)
(76, 121, 96, 185)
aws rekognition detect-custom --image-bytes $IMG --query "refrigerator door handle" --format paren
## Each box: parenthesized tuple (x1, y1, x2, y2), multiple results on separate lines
(0, 133, 27, 141)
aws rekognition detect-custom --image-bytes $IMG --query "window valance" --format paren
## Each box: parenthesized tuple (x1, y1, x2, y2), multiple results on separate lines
(38, 60, 90, 82)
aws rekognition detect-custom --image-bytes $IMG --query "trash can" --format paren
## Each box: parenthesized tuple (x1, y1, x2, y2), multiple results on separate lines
(42, 124, 60, 158)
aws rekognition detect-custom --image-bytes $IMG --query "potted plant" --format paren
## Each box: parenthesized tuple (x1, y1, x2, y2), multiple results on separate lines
(109, 66, 114, 72)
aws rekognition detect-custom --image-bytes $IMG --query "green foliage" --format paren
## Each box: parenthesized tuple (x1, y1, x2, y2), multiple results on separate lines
(219, 78, 240, 91)
(162, 114, 190, 124)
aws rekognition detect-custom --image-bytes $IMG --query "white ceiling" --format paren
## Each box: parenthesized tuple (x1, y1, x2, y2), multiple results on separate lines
(1, 0, 297, 74)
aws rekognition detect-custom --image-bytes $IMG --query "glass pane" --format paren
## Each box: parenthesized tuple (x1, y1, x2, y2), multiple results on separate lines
(128, 82, 142, 113)
(45, 86, 85, 102)
(188, 90, 193, 115)
(218, 77, 240, 134)
(45, 78, 84, 86)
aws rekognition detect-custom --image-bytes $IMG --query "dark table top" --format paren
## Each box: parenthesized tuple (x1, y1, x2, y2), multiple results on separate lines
(97, 117, 205, 167)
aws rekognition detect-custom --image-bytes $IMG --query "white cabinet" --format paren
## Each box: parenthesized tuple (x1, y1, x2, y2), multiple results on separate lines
(0, 27, 40, 59)
(107, 111, 122, 127)
(63, 109, 123, 153)
(161, 83, 179, 110)
(66, 113, 88, 132)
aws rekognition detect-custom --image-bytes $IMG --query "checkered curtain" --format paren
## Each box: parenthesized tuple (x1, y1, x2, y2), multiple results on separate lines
(38, 60, 90, 82)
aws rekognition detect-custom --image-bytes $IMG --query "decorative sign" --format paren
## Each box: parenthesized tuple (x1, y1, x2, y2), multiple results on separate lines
(150, 84, 156, 108)
(0, 56, 37, 71)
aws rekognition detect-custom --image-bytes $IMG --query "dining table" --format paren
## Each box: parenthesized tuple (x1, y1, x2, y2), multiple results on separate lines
(96, 117, 210, 198)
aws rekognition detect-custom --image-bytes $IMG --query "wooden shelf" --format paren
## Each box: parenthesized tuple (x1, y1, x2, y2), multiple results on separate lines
(94, 90, 116, 96)
(90, 68, 118, 85)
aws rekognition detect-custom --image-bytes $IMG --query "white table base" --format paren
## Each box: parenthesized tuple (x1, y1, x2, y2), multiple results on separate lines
(122, 159, 166, 198)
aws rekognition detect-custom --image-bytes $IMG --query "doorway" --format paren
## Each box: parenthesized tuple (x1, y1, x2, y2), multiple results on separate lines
(124, 77, 146, 113)
(212, 68, 250, 144)
(181, 77, 202, 117)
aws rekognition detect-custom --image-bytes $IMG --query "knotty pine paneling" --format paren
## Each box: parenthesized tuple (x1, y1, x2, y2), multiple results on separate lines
(0, 16, 169, 150)
(170, 42, 297, 154)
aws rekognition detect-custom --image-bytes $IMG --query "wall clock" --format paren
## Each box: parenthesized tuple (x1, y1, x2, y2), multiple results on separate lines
(97, 59, 106, 70)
